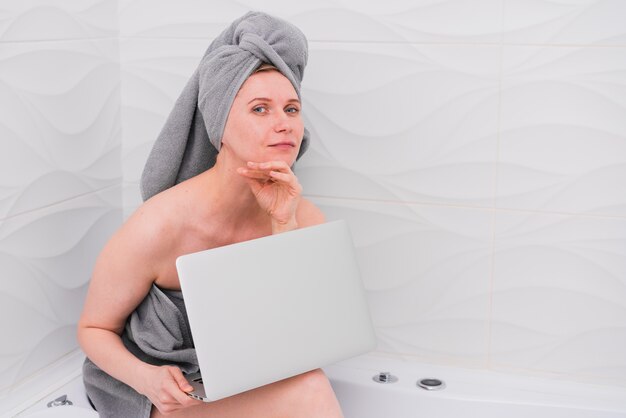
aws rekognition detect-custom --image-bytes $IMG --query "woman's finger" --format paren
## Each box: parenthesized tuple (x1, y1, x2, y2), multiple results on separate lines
(171, 368, 194, 393)
(269, 170, 300, 190)
(247, 160, 291, 173)
(237, 168, 272, 181)
(168, 383, 198, 406)
(166, 369, 200, 406)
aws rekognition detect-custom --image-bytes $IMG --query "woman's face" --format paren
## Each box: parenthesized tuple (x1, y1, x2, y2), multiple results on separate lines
(220, 69, 304, 166)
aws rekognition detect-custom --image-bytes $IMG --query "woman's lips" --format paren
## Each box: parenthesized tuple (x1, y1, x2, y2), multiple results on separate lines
(269, 141, 295, 149)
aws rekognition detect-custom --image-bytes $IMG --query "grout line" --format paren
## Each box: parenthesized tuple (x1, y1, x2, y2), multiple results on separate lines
(303, 194, 626, 220)
(486, 0, 507, 368)
(484, 206, 626, 220)
(4, 36, 624, 49)
(303, 193, 496, 211)
(309, 40, 626, 48)
(486, 0, 506, 370)
(0, 36, 119, 44)
(21, 35, 611, 49)
(309, 40, 626, 49)
(111, 36, 626, 49)
(0, 184, 122, 223)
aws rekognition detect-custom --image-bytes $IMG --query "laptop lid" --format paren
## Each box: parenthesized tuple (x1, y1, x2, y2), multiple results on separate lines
(176, 220, 376, 401)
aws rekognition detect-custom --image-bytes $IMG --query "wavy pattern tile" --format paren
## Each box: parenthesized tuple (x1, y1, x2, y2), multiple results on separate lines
(491, 211, 626, 385)
(118, 0, 503, 43)
(310, 197, 493, 366)
(118, 0, 626, 45)
(298, 42, 500, 207)
(0, 39, 122, 221)
(0, 187, 122, 397)
(0, 0, 118, 41)
(118, 0, 242, 39)
(498, 45, 626, 217)
(503, 0, 626, 45)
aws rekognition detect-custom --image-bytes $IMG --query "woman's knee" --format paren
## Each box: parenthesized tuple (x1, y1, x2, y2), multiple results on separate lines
(291, 369, 335, 400)
(299, 369, 331, 388)
(290, 369, 342, 416)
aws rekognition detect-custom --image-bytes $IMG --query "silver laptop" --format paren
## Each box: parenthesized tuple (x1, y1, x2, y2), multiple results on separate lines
(176, 220, 376, 402)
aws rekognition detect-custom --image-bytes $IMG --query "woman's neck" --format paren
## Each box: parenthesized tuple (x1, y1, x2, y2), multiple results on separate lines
(197, 152, 268, 226)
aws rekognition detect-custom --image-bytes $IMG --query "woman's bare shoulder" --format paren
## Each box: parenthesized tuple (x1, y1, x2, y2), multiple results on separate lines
(118, 188, 186, 252)
(80, 189, 189, 333)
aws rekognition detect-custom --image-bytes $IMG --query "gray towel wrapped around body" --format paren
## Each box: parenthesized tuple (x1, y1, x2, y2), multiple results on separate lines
(83, 284, 198, 418)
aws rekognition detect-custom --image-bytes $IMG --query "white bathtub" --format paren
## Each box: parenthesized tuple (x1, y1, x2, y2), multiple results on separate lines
(322, 353, 626, 418)
(12, 352, 626, 418)
(14, 375, 96, 418)
(6, 350, 95, 418)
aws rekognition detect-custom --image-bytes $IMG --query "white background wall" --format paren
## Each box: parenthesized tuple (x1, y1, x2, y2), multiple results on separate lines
(0, 0, 123, 411)
(1, 0, 625, 411)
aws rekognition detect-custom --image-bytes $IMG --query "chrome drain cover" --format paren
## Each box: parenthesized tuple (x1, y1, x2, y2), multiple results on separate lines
(372, 371, 398, 384)
(417, 378, 445, 390)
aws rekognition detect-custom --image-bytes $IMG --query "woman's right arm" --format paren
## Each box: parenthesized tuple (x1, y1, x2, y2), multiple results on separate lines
(77, 204, 198, 413)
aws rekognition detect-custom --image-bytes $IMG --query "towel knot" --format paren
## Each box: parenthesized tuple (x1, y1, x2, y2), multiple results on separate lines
(238, 33, 301, 95)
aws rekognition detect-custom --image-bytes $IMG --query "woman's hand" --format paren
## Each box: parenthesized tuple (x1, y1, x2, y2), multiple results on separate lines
(237, 161, 302, 233)
(137, 364, 201, 414)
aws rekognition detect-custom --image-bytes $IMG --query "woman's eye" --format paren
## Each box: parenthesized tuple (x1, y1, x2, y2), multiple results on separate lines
(286, 107, 299, 114)
(252, 106, 267, 113)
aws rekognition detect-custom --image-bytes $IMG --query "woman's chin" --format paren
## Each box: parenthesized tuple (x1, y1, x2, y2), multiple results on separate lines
(262, 148, 298, 164)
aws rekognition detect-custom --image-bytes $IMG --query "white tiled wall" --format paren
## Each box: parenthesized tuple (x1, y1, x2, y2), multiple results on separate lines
(491, 211, 626, 385)
(313, 198, 494, 367)
(2, 0, 625, 409)
(0, 0, 123, 411)
(502, 0, 626, 45)
(300, 42, 501, 207)
(498, 45, 626, 216)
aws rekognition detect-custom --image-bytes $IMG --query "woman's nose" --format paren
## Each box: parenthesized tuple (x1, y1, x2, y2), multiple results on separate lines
(273, 112, 293, 133)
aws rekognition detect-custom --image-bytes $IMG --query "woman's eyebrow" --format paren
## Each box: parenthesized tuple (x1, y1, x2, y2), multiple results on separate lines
(247, 97, 301, 105)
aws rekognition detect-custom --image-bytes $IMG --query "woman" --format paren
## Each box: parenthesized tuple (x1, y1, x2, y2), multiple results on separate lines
(78, 12, 344, 418)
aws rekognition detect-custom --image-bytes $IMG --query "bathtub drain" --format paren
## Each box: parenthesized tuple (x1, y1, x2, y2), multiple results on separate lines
(417, 378, 445, 391)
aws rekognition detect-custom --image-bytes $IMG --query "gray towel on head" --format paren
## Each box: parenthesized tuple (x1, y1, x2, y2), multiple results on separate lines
(140, 11, 310, 201)
(83, 285, 197, 418)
